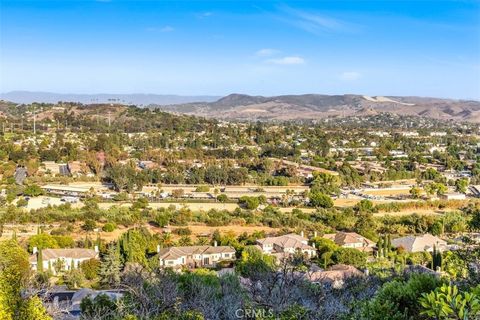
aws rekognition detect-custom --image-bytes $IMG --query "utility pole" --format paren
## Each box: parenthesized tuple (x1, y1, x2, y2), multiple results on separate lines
(108, 111, 111, 127)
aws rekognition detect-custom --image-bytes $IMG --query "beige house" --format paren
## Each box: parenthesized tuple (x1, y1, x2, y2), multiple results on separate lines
(68, 161, 93, 177)
(391, 234, 448, 253)
(440, 193, 466, 201)
(158, 245, 235, 268)
(256, 233, 316, 258)
(305, 264, 363, 288)
(323, 232, 375, 252)
(30, 247, 99, 274)
(40, 161, 69, 176)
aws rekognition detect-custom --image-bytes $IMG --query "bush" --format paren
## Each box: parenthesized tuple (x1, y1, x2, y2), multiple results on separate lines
(50, 227, 69, 236)
(173, 227, 192, 236)
(102, 222, 116, 233)
(360, 274, 442, 320)
(53, 235, 75, 248)
(80, 258, 100, 280)
(23, 184, 44, 197)
(82, 219, 97, 232)
(113, 192, 128, 201)
(309, 192, 333, 208)
(16, 198, 28, 208)
(28, 233, 59, 251)
(195, 186, 210, 192)
(217, 194, 228, 203)
(239, 196, 260, 210)
(332, 247, 367, 268)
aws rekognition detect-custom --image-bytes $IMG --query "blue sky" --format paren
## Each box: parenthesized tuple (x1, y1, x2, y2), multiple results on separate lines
(1, 0, 479, 99)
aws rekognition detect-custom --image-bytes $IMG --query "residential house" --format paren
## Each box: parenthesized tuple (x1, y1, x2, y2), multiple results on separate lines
(391, 234, 448, 253)
(158, 244, 235, 269)
(440, 192, 466, 201)
(256, 233, 317, 258)
(305, 264, 363, 288)
(323, 232, 375, 252)
(41, 161, 69, 176)
(68, 161, 92, 177)
(30, 247, 99, 274)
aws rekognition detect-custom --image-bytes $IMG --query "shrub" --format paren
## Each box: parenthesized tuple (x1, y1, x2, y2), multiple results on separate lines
(173, 227, 192, 236)
(80, 258, 100, 280)
(82, 219, 97, 232)
(195, 186, 210, 192)
(309, 192, 333, 208)
(332, 247, 367, 268)
(102, 222, 116, 233)
(16, 198, 28, 208)
(113, 192, 128, 201)
(217, 194, 228, 203)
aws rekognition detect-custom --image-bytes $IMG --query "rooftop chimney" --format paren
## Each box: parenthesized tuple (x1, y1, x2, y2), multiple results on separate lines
(214, 240, 218, 247)
(94, 245, 99, 253)
(300, 231, 304, 238)
(32, 247, 38, 255)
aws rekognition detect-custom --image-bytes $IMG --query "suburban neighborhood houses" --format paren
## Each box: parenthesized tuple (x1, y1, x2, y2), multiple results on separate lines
(157, 244, 235, 268)
(255, 233, 317, 258)
(30, 247, 99, 274)
(0, 102, 479, 319)
(391, 234, 448, 253)
(323, 232, 376, 252)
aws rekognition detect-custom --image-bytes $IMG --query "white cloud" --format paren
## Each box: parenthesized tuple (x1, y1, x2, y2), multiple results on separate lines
(160, 26, 174, 32)
(339, 71, 361, 81)
(146, 26, 175, 33)
(278, 6, 360, 35)
(267, 56, 305, 65)
(256, 48, 280, 57)
(197, 12, 213, 19)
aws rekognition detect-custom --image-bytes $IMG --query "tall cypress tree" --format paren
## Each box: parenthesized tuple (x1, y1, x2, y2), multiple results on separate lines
(383, 235, 389, 257)
(98, 245, 121, 288)
(386, 234, 391, 254)
(37, 249, 43, 273)
(377, 238, 384, 258)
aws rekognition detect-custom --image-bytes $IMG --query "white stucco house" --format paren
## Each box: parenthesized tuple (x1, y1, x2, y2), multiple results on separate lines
(30, 247, 99, 274)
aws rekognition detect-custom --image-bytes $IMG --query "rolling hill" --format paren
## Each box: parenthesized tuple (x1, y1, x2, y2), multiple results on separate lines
(153, 93, 480, 123)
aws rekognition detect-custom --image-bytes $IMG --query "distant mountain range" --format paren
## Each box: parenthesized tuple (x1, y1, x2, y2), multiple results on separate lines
(0, 91, 221, 105)
(2, 91, 479, 123)
(154, 93, 480, 123)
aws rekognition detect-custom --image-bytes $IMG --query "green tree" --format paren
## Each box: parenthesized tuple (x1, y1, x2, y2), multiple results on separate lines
(99, 245, 121, 288)
(236, 246, 276, 280)
(354, 199, 374, 213)
(80, 258, 100, 280)
(23, 184, 43, 197)
(455, 178, 469, 194)
(28, 233, 59, 251)
(409, 186, 421, 199)
(216, 194, 228, 203)
(0, 240, 50, 320)
(332, 247, 367, 268)
(420, 284, 480, 320)
(361, 274, 442, 320)
(309, 192, 334, 208)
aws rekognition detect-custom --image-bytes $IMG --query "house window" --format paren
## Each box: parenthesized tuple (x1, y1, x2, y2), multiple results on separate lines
(203, 257, 209, 265)
(224, 253, 230, 258)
